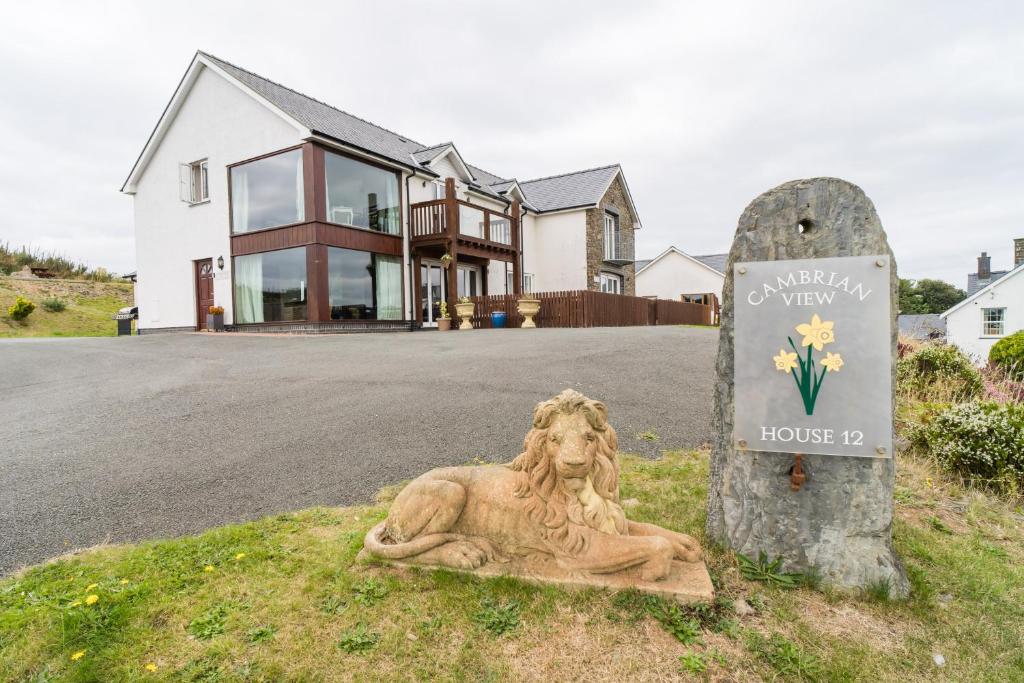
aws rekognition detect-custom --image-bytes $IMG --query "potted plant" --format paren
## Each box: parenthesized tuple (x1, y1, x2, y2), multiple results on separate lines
(439, 252, 452, 269)
(436, 301, 452, 331)
(207, 305, 225, 332)
(455, 296, 475, 330)
(516, 297, 541, 329)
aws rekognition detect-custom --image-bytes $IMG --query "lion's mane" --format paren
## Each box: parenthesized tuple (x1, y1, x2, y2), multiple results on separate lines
(508, 389, 627, 556)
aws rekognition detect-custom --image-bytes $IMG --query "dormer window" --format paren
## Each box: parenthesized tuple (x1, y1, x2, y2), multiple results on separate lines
(180, 159, 209, 204)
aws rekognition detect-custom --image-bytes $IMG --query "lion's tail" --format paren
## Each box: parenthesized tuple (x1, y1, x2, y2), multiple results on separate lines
(362, 520, 463, 560)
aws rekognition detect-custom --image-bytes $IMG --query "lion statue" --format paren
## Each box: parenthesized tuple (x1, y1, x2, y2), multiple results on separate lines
(363, 389, 702, 582)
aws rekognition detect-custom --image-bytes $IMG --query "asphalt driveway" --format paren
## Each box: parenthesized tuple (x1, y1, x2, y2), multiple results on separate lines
(0, 326, 717, 575)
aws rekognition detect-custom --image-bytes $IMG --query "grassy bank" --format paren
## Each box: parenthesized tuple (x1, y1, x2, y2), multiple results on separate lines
(0, 277, 133, 338)
(2, 449, 1021, 682)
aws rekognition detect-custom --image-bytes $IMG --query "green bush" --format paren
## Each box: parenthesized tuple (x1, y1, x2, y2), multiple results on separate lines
(910, 401, 1024, 493)
(7, 296, 36, 321)
(41, 296, 66, 312)
(990, 330, 1024, 380)
(897, 343, 983, 400)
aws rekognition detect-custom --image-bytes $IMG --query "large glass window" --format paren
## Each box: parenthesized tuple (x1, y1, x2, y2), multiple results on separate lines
(325, 151, 400, 234)
(327, 247, 402, 320)
(230, 149, 304, 233)
(233, 247, 307, 323)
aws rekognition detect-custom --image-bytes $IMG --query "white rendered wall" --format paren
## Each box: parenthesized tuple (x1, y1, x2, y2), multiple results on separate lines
(635, 251, 724, 301)
(944, 270, 1023, 363)
(131, 65, 301, 329)
(524, 211, 587, 292)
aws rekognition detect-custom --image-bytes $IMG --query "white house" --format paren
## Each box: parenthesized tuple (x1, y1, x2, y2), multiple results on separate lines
(122, 51, 642, 332)
(941, 239, 1024, 362)
(635, 247, 726, 303)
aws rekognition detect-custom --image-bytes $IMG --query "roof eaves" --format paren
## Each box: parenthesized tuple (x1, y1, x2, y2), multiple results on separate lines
(941, 260, 1024, 318)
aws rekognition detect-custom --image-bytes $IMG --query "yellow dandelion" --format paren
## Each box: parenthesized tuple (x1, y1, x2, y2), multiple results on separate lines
(773, 348, 799, 373)
(85, 583, 98, 591)
(234, 552, 246, 561)
(145, 663, 158, 672)
(71, 650, 86, 661)
(203, 565, 214, 573)
(795, 314, 836, 351)
(85, 594, 99, 606)
(820, 352, 844, 372)
(120, 579, 130, 585)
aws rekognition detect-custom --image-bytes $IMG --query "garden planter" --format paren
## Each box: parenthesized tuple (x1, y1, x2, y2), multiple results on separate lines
(436, 318, 452, 331)
(491, 311, 508, 328)
(516, 298, 541, 329)
(455, 302, 475, 330)
(206, 313, 225, 332)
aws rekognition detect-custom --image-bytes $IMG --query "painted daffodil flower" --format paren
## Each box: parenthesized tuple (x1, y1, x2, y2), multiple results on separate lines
(85, 594, 99, 606)
(820, 352, 844, 372)
(773, 349, 799, 373)
(795, 314, 835, 351)
(71, 650, 86, 661)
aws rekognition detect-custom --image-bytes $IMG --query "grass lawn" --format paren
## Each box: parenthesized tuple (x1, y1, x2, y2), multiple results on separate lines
(2, 450, 1022, 682)
(0, 277, 133, 338)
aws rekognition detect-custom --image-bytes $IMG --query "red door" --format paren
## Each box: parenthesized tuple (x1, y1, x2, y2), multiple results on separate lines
(195, 259, 214, 330)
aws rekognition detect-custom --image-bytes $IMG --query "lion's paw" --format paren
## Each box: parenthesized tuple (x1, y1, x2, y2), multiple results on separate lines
(441, 541, 489, 570)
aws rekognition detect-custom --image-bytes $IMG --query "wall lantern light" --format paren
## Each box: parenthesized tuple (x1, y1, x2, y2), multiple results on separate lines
(217, 255, 225, 270)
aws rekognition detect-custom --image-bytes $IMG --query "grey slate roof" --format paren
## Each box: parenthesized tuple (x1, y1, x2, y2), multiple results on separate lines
(897, 314, 946, 340)
(198, 52, 622, 215)
(693, 253, 728, 274)
(518, 165, 621, 213)
(634, 259, 653, 272)
(967, 270, 1008, 295)
(201, 52, 432, 171)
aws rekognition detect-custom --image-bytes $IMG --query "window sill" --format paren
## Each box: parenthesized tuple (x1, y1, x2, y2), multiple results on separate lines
(979, 335, 1005, 339)
(187, 199, 211, 207)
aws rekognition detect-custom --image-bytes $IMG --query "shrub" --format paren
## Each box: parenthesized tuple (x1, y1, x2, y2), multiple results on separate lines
(990, 330, 1024, 381)
(910, 401, 1024, 493)
(7, 296, 36, 321)
(897, 343, 983, 400)
(41, 297, 66, 312)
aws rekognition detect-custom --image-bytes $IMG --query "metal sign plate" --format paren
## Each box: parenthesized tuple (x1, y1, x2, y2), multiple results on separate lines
(734, 255, 892, 458)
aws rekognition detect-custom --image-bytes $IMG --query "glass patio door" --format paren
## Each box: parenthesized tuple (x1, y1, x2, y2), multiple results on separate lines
(420, 262, 446, 326)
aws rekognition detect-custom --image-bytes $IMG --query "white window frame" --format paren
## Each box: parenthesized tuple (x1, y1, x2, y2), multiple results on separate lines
(180, 159, 209, 204)
(603, 212, 619, 260)
(599, 272, 622, 294)
(523, 272, 534, 293)
(981, 307, 1005, 337)
(434, 181, 446, 200)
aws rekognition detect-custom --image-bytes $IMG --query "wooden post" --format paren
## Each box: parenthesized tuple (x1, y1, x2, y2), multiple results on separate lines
(511, 200, 522, 296)
(412, 253, 422, 325)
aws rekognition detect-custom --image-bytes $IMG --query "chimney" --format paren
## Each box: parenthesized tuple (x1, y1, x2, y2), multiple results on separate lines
(1015, 238, 1024, 267)
(977, 252, 991, 280)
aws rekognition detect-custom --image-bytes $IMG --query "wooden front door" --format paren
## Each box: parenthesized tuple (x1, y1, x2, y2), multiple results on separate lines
(194, 259, 214, 330)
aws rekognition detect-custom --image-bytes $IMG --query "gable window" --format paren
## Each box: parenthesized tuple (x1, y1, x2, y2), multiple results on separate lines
(603, 212, 620, 260)
(599, 272, 622, 294)
(324, 150, 401, 234)
(982, 307, 1005, 336)
(180, 159, 209, 204)
(230, 148, 304, 233)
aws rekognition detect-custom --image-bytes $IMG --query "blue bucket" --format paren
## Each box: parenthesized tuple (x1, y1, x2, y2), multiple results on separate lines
(491, 311, 508, 328)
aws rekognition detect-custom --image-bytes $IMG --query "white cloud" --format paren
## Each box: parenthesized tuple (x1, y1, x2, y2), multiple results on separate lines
(1, 0, 1021, 286)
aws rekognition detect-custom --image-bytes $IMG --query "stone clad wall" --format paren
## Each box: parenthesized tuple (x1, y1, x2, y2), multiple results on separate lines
(585, 175, 636, 295)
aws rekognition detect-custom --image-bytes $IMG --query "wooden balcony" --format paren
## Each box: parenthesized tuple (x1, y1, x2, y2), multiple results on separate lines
(409, 177, 522, 325)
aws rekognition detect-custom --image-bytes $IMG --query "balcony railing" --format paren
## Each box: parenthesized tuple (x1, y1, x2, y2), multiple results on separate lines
(410, 196, 517, 248)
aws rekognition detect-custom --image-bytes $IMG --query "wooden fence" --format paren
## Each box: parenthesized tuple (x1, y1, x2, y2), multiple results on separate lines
(467, 290, 714, 329)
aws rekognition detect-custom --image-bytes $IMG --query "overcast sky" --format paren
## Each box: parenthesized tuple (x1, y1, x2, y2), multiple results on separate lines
(1, 1, 1021, 286)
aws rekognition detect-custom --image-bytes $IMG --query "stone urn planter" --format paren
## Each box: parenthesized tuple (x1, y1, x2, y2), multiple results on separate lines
(206, 306, 225, 332)
(516, 298, 541, 329)
(455, 299, 475, 330)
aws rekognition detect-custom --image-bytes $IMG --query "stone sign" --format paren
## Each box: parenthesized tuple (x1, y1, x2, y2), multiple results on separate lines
(733, 255, 893, 458)
(362, 389, 714, 603)
(706, 178, 909, 597)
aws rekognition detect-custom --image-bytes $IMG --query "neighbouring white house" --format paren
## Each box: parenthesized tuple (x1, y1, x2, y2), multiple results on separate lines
(941, 239, 1024, 362)
(635, 247, 726, 304)
(121, 51, 642, 332)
